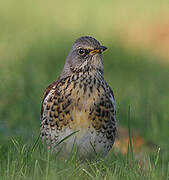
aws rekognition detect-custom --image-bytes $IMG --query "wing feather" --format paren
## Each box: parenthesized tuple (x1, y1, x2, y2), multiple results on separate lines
(40, 77, 61, 119)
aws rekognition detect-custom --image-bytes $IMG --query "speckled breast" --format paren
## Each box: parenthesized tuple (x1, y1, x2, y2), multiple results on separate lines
(41, 71, 116, 159)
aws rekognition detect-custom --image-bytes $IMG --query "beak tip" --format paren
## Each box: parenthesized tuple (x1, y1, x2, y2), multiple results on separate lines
(101, 45, 107, 52)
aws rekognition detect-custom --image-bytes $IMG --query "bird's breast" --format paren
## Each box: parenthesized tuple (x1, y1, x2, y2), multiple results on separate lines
(61, 73, 104, 130)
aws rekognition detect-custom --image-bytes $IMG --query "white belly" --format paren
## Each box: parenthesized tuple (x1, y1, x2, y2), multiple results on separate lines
(53, 128, 109, 160)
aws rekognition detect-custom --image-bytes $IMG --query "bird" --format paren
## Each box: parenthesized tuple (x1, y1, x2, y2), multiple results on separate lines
(40, 36, 117, 160)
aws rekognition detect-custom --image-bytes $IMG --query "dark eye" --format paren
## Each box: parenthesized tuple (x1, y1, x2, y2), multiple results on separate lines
(78, 48, 86, 55)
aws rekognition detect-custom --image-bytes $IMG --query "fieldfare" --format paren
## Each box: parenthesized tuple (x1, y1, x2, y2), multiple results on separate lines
(40, 36, 117, 159)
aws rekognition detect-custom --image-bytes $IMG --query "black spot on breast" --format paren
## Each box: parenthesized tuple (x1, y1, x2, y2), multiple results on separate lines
(105, 111, 109, 117)
(89, 108, 94, 115)
(65, 110, 70, 115)
(92, 117, 96, 121)
(92, 124, 100, 131)
(97, 79, 101, 85)
(54, 113, 59, 119)
(58, 97, 64, 103)
(54, 95, 58, 99)
(72, 74, 75, 80)
(49, 119, 53, 122)
(99, 100, 104, 106)
(101, 110, 105, 117)
(113, 127, 116, 133)
(49, 96, 53, 102)
(109, 125, 113, 129)
(70, 116, 73, 121)
(44, 120, 49, 125)
(110, 136, 114, 141)
(51, 106, 55, 111)
(67, 77, 71, 84)
(101, 84, 105, 90)
(96, 108, 101, 116)
(99, 118, 102, 122)
(62, 99, 72, 110)
(50, 123, 55, 127)
(107, 130, 112, 135)
(55, 121, 59, 127)
(93, 78, 96, 84)
(53, 101, 57, 106)
(73, 82, 77, 88)
(56, 106, 60, 112)
(83, 83, 87, 94)
(77, 97, 80, 103)
(98, 139, 102, 143)
(110, 108, 115, 113)
(49, 112, 54, 118)
(90, 130, 94, 134)
(47, 104, 50, 110)
(89, 86, 93, 93)
(102, 124, 107, 130)
(111, 117, 116, 123)
(65, 93, 71, 99)
(63, 120, 68, 126)
(64, 83, 70, 90)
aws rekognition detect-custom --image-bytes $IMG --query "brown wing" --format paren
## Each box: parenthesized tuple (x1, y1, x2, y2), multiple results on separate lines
(40, 77, 61, 119)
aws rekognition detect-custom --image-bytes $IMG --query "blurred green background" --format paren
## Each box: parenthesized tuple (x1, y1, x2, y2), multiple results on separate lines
(0, 0, 169, 175)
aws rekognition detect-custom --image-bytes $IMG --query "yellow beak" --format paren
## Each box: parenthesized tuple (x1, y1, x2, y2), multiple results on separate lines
(89, 45, 107, 55)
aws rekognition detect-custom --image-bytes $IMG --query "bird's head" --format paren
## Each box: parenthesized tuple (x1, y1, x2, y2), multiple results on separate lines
(61, 36, 107, 77)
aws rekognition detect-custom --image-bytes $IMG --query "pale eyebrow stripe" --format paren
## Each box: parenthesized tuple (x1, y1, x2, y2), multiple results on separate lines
(77, 46, 94, 51)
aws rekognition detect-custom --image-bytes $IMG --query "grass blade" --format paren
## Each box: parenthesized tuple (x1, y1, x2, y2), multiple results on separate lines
(127, 105, 135, 162)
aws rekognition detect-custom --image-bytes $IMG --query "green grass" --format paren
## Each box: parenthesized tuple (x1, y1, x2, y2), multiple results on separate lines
(0, 1, 169, 179)
(0, 38, 169, 179)
(0, 137, 167, 180)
